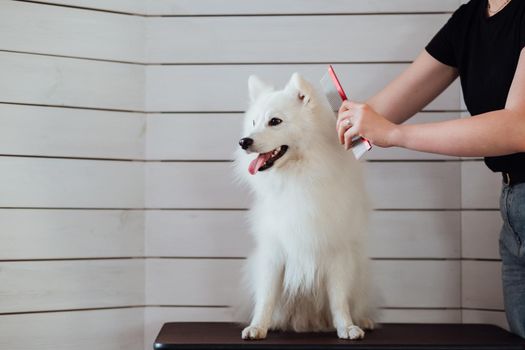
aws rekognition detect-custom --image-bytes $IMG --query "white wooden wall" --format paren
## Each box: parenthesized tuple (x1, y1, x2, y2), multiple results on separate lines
(0, 1, 506, 350)
(0, 1, 146, 350)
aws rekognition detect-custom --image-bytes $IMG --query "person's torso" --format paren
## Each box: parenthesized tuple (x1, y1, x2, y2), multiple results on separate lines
(453, 0, 525, 172)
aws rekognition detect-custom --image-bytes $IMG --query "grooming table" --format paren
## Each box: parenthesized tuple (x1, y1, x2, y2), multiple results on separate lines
(154, 322, 525, 350)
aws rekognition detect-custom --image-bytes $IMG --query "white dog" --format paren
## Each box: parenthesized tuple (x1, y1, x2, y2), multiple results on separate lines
(234, 73, 375, 340)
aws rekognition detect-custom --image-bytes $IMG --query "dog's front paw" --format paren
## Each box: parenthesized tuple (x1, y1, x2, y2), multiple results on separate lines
(337, 325, 365, 340)
(359, 318, 375, 331)
(241, 325, 267, 340)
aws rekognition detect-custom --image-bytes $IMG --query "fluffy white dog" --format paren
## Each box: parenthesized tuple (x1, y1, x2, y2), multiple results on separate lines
(234, 73, 375, 340)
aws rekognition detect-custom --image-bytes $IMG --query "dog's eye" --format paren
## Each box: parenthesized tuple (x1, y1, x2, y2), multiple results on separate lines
(268, 118, 282, 126)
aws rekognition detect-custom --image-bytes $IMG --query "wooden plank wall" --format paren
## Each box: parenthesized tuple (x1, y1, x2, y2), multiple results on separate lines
(0, 1, 507, 350)
(0, 1, 145, 350)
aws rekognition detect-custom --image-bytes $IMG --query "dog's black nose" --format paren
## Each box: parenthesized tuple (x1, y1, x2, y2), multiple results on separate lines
(239, 137, 253, 150)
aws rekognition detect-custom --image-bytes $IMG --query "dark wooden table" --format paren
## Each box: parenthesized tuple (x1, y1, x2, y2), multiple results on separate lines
(154, 322, 525, 350)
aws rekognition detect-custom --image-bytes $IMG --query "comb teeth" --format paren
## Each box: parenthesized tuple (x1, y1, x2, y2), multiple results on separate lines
(320, 72, 342, 113)
(320, 66, 373, 160)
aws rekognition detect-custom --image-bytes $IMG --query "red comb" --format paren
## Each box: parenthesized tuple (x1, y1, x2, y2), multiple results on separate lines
(328, 65, 348, 101)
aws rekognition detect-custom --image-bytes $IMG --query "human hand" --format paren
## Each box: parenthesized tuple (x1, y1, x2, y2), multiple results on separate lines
(336, 101, 400, 150)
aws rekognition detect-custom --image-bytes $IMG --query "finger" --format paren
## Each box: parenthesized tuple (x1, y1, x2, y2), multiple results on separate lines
(336, 111, 352, 144)
(338, 100, 353, 114)
(337, 120, 347, 144)
(336, 110, 354, 130)
(337, 117, 353, 144)
(341, 100, 361, 114)
(340, 100, 353, 110)
(343, 126, 360, 150)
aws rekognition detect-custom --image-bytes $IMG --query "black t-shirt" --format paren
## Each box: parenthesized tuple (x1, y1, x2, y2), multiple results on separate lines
(425, 0, 525, 173)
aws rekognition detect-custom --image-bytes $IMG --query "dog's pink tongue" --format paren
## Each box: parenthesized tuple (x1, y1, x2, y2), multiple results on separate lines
(248, 152, 272, 175)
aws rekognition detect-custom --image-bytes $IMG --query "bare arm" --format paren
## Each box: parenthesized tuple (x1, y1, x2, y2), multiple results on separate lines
(367, 50, 458, 124)
(393, 47, 525, 156)
(337, 48, 525, 157)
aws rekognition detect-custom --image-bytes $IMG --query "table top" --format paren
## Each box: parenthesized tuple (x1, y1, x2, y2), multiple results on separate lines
(154, 322, 525, 350)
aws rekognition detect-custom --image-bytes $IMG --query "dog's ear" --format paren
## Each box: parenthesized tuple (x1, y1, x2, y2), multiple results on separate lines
(285, 73, 313, 106)
(248, 75, 273, 103)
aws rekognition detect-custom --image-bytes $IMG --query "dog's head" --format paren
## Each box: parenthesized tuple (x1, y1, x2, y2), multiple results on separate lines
(237, 73, 334, 176)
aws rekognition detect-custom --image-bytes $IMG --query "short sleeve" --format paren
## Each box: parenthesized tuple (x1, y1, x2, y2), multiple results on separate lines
(425, 8, 462, 67)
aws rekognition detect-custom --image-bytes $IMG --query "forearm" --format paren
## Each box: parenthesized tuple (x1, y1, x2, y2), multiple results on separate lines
(367, 51, 458, 125)
(366, 77, 445, 125)
(392, 109, 525, 157)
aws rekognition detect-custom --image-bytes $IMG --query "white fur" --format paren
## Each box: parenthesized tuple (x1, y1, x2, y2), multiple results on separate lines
(234, 73, 376, 340)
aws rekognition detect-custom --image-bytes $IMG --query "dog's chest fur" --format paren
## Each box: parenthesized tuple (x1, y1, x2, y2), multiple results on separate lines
(251, 182, 352, 293)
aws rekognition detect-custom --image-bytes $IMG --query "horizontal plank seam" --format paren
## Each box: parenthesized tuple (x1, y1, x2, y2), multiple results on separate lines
(154, 12, 453, 18)
(147, 109, 468, 113)
(11, 2, 453, 17)
(150, 159, 475, 163)
(143, 306, 503, 312)
(0, 207, 499, 211)
(153, 159, 466, 163)
(0, 257, 145, 262)
(462, 307, 506, 312)
(0, 49, 143, 65)
(391, 307, 466, 311)
(143, 257, 501, 262)
(0, 49, 417, 65)
(0, 155, 487, 162)
(0, 306, 503, 317)
(0, 207, 150, 210)
(149, 110, 467, 114)
(144, 257, 459, 261)
(0, 102, 467, 114)
(153, 61, 413, 66)
(147, 159, 467, 162)
(144, 306, 503, 312)
(0, 156, 487, 163)
(0, 154, 142, 162)
(144, 208, 496, 212)
(145, 305, 230, 308)
(0, 102, 145, 114)
(374, 208, 497, 211)
(13, 0, 143, 16)
(0, 49, 417, 66)
(0, 257, 502, 262)
(143, 305, 464, 310)
(0, 305, 144, 316)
